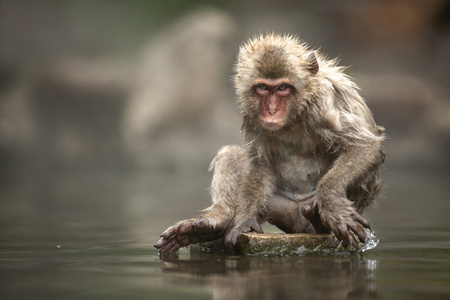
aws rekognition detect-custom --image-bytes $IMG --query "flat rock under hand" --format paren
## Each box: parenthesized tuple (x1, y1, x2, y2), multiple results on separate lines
(190, 232, 339, 256)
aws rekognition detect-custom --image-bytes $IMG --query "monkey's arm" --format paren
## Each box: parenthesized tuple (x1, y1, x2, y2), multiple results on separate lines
(223, 161, 275, 253)
(314, 140, 384, 247)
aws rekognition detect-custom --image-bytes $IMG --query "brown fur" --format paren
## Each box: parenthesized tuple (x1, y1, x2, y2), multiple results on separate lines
(155, 34, 385, 254)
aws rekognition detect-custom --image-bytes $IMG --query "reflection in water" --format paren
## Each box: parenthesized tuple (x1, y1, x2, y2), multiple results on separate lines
(160, 252, 380, 300)
(1, 168, 449, 299)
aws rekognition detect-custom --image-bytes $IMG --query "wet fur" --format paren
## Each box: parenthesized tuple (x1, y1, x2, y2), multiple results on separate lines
(233, 34, 385, 244)
(155, 34, 385, 254)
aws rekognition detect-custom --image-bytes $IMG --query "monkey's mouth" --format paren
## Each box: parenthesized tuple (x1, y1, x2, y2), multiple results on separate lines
(260, 110, 286, 129)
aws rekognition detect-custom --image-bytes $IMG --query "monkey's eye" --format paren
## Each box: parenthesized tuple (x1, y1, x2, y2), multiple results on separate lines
(278, 84, 288, 91)
(258, 84, 268, 90)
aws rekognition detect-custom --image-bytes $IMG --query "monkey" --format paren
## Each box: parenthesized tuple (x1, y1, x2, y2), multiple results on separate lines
(155, 34, 385, 254)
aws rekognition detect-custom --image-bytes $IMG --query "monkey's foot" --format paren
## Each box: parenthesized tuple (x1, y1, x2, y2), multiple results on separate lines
(303, 200, 371, 248)
(224, 218, 264, 253)
(301, 201, 331, 234)
(330, 211, 371, 248)
(154, 217, 229, 254)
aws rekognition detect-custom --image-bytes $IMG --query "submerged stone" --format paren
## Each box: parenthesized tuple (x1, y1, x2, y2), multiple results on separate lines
(190, 233, 341, 256)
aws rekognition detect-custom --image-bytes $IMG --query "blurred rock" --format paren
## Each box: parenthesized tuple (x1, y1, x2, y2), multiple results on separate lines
(42, 58, 133, 94)
(344, 0, 446, 45)
(1, 2, 449, 175)
(122, 9, 240, 168)
(0, 67, 36, 169)
(0, 8, 240, 174)
(359, 73, 450, 168)
(31, 70, 128, 172)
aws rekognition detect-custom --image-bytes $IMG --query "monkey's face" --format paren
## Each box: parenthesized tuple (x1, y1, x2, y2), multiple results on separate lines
(252, 78, 295, 131)
(236, 34, 320, 131)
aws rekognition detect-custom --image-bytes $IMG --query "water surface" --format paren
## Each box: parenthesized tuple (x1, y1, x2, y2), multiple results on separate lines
(0, 168, 449, 299)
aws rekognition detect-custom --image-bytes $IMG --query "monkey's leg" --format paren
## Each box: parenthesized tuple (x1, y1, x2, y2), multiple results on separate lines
(264, 192, 330, 234)
(347, 165, 383, 213)
(299, 167, 383, 242)
(315, 144, 383, 247)
(155, 145, 246, 254)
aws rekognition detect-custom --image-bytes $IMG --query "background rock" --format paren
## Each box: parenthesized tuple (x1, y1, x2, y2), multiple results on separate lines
(122, 9, 240, 167)
(0, 0, 448, 174)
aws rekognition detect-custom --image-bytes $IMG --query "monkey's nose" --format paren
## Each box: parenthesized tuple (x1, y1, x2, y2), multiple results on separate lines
(267, 104, 278, 115)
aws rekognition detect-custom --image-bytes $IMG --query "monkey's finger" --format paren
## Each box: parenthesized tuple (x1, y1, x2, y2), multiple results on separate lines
(354, 214, 371, 229)
(224, 230, 239, 253)
(154, 237, 170, 249)
(301, 203, 315, 219)
(331, 227, 343, 245)
(166, 244, 181, 254)
(339, 225, 357, 248)
(302, 203, 330, 234)
(251, 223, 264, 234)
(167, 237, 198, 254)
(160, 239, 178, 254)
(159, 240, 176, 253)
(335, 231, 347, 248)
(349, 223, 367, 243)
(160, 226, 179, 239)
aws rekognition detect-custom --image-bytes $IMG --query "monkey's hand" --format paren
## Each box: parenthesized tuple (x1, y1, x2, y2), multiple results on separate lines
(154, 218, 227, 254)
(224, 217, 264, 253)
(302, 193, 370, 248)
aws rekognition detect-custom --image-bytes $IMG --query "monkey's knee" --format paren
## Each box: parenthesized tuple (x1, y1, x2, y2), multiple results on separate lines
(209, 145, 245, 171)
(209, 145, 247, 206)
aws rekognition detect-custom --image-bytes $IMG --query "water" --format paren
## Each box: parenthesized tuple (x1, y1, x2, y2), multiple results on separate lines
(360, 230, 379, 252)
(0, 167, 449, 299)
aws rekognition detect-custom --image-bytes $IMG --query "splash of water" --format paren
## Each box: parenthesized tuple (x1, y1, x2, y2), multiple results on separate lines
(330, 227, 380, 254)
(360, 228, 380, 252)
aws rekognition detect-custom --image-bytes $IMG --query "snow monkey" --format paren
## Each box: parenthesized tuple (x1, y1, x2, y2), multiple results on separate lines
(155, 34, 385, 254)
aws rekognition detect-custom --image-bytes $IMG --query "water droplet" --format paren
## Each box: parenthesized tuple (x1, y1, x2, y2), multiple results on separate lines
(360, 229, 379, 252)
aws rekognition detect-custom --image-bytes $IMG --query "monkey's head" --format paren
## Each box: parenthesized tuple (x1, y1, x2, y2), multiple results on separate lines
(235, 34, 319, 132)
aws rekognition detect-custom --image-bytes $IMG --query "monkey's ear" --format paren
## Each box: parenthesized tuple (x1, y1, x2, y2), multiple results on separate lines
(306, 52, 319, 75)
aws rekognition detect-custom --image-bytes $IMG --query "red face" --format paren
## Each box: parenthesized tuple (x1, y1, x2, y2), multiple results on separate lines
(253, 78, 294, 130)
